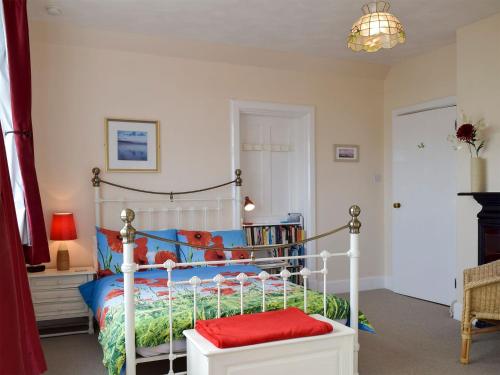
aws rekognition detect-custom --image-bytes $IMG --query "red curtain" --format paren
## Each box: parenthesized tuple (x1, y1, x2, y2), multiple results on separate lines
(0, 129, 47, 375)
(3, 0, 49, 264)
(0, 1, 48, 373)
(0, 116, 46, 373)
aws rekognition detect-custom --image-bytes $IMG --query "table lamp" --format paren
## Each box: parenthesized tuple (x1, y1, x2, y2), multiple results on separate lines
(50, 212, 77, 271)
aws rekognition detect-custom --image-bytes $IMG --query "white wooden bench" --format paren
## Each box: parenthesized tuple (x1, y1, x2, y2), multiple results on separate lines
(184, 315, 355, 375)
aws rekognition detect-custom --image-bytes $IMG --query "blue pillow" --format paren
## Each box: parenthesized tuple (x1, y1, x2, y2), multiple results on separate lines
(95, 227, 178, 277)
(177, 229, 248, 264)
(211, 230, 248, 260)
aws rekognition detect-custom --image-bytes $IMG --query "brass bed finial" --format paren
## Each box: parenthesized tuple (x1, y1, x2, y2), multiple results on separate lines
(348, 205, 361, 234)
(120, 208, 136, 243)
(235, 169, 242, 186)
(91, 167, 101, 187)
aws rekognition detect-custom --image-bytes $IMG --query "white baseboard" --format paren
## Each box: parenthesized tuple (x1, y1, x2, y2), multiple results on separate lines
(309, 276, 389, 294)
(385, 276, 392, 290)
(386, 278, 462, 321)
(453, 302, 462, 321)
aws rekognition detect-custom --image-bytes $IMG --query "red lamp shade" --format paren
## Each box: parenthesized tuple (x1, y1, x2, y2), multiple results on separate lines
(50, 213, 77, 241)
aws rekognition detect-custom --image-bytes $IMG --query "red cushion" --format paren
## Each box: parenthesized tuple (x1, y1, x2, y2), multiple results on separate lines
(195, 307, 333, 348)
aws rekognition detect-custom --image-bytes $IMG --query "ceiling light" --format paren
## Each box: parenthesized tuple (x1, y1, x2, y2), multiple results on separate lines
(347, 1, 405, 53)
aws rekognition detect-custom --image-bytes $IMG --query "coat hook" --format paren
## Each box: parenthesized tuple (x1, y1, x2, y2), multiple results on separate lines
(417, 142, 425, 149)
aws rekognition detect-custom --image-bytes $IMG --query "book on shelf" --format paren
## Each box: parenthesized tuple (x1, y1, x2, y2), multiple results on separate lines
(243, 223, 305, 268)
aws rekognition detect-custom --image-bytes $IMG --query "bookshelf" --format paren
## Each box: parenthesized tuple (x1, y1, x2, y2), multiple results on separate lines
(243, 222, 305, 284)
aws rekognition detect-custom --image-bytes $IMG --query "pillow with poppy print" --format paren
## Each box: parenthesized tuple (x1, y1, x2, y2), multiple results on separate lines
(95, 227, 178, 278)
(210, 230, 249, 261)
(177, 229, 248, 265)
(177, 230, 220, 264)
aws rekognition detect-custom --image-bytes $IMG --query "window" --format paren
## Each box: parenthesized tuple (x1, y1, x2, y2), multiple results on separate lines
(0, 6, 28, 243)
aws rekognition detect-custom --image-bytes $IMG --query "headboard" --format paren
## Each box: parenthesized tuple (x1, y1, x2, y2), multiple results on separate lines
(91, 167, 242, 232)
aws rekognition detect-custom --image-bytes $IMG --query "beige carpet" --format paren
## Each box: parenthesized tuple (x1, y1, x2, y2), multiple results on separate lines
(41, 289, 500, 374)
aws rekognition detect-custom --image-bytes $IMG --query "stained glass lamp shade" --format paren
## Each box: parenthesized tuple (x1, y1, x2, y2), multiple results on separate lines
(347, 1, 405, 52)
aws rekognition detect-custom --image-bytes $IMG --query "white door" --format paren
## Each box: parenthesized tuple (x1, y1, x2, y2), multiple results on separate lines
(392, 105, 456, 305)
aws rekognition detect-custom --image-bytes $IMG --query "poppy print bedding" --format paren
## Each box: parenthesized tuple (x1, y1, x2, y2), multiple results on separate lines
(95, 227, 178, 278)
(79, 265, 373, 375)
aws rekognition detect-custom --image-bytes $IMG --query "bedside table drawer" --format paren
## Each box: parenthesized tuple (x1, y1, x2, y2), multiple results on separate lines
(28, 267, 95, 335)
(34, 300, 88, 318)
(31, 288, 82, 304)
(30, 274, 89, 291)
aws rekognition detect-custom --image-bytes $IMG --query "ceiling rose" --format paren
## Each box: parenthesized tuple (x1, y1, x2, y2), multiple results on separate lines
(347, 1, 405, 53)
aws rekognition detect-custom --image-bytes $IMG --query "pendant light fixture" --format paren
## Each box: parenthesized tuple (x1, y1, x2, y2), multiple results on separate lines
(347, 1, 405, 52)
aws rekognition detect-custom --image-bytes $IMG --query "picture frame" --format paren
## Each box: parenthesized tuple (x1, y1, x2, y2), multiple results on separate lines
(334, 144, 359, 162)
(105, 118, 160, 172)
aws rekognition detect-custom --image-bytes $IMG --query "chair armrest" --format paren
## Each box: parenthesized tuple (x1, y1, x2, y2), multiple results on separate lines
(464, 260, 500, 284)
(464, 275, 500, 291)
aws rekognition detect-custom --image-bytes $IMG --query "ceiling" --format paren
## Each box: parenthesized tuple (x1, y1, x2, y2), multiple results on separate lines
(28, 0, 500, 65)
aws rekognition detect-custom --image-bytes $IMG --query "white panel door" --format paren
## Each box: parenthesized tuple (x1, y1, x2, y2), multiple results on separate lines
(392, 106, 457, 305)
(240, 114, 298, 224)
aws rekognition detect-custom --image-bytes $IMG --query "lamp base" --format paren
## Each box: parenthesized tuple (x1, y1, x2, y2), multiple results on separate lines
(57, 249, 70, 271)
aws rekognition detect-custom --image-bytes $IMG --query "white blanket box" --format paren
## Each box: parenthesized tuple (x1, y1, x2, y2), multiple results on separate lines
(183, 315, 354, 375)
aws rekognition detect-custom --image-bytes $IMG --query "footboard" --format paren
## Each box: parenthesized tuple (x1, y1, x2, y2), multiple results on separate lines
(118, 205, 361, 375)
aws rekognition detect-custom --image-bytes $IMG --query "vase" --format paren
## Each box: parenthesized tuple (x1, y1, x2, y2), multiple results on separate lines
(470, 157, 486, 192)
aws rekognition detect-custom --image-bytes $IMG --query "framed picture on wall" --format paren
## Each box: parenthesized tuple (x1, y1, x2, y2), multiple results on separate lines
(334, 144, 359, 162)
(105, 118, 160, 172)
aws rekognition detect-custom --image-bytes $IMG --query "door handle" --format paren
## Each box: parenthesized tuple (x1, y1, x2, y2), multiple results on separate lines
(393, 202, 401, 208)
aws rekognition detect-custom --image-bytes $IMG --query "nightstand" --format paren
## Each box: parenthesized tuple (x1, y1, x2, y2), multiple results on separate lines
(28, 267, 95, 337)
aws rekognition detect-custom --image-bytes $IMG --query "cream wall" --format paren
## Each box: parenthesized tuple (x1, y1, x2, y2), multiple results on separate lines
(383, 44, 457, 281)
(30, 22, 386, 284)
(456, 12, 500, 304)
(384, 12, 500, 315)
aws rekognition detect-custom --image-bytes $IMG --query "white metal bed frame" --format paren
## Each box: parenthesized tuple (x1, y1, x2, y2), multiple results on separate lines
(91, 167, 361, 375)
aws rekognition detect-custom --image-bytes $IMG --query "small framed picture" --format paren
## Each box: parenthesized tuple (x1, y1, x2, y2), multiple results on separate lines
(334, 144, 359, 162)
(105, 119, 160, 172)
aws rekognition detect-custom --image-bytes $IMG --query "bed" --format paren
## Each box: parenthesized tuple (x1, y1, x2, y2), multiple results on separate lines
(80, 265, 372, 375)
(85, 167, 366, 375)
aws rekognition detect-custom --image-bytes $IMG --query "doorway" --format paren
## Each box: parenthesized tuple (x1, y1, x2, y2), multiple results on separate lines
(231, 100, 315, 258)
(392, 98, 457, 305)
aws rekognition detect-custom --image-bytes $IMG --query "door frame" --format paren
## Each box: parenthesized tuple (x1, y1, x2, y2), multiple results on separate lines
(390, 96, 457, 303)
(230, 100, 316, 261)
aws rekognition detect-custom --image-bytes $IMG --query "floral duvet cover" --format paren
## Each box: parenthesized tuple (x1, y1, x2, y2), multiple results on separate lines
(79, 265, 373, 375)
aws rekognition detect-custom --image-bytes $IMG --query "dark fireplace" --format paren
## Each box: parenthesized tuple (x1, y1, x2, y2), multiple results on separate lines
(458, 192, 500, 265)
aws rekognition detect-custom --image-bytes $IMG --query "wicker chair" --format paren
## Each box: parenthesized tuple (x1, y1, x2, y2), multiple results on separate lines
(460, 259, 500, 364)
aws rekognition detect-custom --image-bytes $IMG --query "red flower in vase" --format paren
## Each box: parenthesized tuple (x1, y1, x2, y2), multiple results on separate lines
(456, 124, 475, 142)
